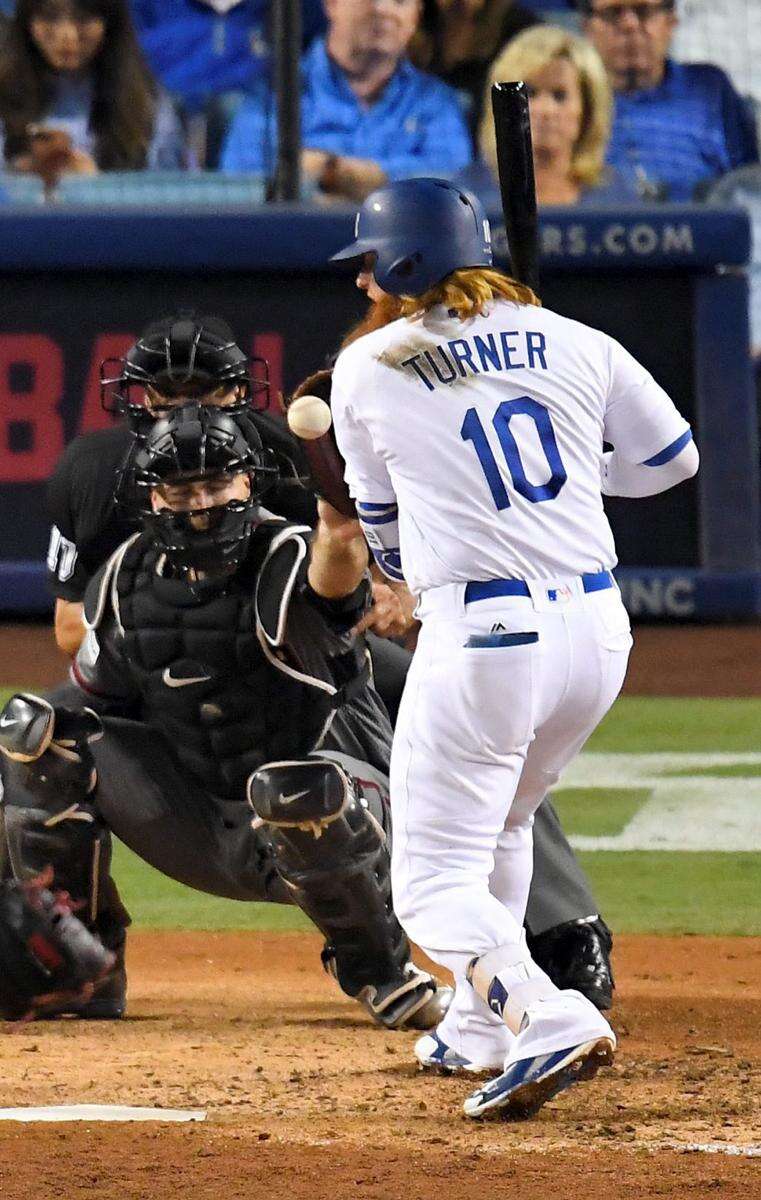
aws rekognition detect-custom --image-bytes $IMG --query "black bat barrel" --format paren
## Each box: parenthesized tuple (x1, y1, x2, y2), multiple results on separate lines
(490, 81, 540, 294)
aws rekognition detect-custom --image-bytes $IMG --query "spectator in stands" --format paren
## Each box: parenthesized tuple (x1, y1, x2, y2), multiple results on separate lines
(130, 2, 327, 117)
(0, 0, 188, 187)
(580, 0, 759, 201)
(221, 0, 473, 201)
(672, 1, 761, 117)
(409, 0, 540, 132)
(467, 25, 635, 205)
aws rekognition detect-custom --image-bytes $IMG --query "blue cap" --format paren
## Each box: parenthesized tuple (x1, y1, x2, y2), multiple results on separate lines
(330, 177, 493, 296)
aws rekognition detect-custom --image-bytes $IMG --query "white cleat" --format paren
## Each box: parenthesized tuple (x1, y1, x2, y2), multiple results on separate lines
(414, 1032, 502, 1075)
(463, 1036, 615, 1120)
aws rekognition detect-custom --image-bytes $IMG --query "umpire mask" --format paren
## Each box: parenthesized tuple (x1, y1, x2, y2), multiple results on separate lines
(100, 313, 270, 427)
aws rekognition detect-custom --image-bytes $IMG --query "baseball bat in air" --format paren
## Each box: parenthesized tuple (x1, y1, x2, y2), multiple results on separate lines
(490, 81, 540, 295)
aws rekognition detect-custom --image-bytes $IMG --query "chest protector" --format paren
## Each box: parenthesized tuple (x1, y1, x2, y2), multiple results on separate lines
(102, 522, 344, 798)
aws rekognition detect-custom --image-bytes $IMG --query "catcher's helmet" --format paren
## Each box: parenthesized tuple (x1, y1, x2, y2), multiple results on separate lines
(330, 178, 493, 296)
(101, 313, 269, 421)
(125, 404, 279, 575)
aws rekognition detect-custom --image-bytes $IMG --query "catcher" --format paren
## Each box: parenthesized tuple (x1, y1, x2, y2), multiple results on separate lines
(0, 404, 450, 1030)
(42, 314, 613, 1014)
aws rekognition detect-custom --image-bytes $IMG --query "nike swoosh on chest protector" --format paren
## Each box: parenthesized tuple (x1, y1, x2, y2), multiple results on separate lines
(162, 668, 213, 688)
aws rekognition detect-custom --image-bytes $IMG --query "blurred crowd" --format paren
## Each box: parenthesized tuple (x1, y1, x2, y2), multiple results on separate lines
(1, 0, 761, 351)
(0, 0, 758, 208)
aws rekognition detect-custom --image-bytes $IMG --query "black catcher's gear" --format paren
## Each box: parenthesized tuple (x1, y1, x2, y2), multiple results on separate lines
(0, 693, 102, 806)
(248, 758, 452, 1030)
(0, 871, 115, 1021)
(101, 313, 270, 419)
(79, 520, 383, 798)
(125, 404, 279, 575)
(0, 692, 129, 1012)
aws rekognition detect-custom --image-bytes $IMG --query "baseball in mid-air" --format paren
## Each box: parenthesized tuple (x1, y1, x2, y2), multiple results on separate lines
(287, 394, 333, 440)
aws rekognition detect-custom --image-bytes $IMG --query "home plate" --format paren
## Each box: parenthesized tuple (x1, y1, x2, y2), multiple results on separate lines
(0, 1105, 206, 1123)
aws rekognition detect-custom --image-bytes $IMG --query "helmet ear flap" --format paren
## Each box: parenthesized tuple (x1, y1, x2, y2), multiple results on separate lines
(386, 251, 423, 284)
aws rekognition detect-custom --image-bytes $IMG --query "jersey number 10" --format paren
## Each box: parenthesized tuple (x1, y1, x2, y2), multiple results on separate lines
(461, 396, 567, 510)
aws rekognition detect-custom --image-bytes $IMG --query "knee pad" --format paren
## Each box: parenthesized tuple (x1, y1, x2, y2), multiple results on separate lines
(0, 694, 101, 808)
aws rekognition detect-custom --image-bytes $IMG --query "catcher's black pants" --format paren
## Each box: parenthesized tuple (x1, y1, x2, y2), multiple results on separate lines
(87, 712, 597, 932)
(0, 712, 389, 911)
(90, 718, 389, 906)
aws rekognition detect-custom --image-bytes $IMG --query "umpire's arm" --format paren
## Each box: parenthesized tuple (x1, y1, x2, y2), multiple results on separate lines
(307, 498, 369, 600)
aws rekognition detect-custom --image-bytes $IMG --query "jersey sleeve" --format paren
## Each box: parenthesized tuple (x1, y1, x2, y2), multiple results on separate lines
(70, 618, 138, 712)
(46, 443, 91, 602)
(330, 352, 397, 505)
(331, 352, 404, 582)
(603, 338, 692, 466)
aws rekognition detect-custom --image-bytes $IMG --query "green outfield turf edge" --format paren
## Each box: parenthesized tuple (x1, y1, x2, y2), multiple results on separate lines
(2, 691, 760, 936)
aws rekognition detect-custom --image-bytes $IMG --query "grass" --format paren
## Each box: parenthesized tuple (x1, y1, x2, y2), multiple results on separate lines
(551, 788, 650, 838)
(662, 764, 761, 778)
(584, 697, 761, 753)
(2, 689, 760, 935)
(576, 851, 761, 936)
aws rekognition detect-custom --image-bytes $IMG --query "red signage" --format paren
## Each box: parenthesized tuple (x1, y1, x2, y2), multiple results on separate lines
(0, 331, 285, 483)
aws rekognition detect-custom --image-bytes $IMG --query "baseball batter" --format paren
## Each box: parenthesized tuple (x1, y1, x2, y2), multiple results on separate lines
(328, 178, 699, 1119)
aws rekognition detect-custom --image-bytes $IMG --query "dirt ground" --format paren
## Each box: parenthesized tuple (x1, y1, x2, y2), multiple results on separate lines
(1, 620, 760, 696)
(0, 932, 759, 1200)
(0, 625, 759, 1196)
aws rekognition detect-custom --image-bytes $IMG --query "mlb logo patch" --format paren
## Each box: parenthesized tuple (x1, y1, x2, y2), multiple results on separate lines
(547, 585, 572, 604)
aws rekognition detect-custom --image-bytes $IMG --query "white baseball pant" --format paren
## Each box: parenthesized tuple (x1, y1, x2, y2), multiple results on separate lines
(390, 574, 632, 1068)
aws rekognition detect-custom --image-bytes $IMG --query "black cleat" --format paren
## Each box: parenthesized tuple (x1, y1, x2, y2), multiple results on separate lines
(527, 918, 614, 1011)
(40, 939, 127, 1020)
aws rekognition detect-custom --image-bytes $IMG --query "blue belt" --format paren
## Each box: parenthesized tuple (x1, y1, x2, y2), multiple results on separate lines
(464, 570, 614, 604)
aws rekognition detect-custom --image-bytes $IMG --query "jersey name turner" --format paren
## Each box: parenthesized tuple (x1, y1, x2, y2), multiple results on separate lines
(401, 328, 548, 392)
(330, 300, 690, 592)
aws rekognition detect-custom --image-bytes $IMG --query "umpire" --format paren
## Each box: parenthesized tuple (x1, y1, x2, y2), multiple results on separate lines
(0, 403, 449, 1029)
(44, 313, 614, 1009)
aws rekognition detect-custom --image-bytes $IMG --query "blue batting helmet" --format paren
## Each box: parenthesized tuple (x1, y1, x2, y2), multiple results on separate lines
(330, 178, 493, 296)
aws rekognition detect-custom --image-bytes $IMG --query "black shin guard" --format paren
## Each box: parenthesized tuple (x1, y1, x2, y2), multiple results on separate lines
(1, 759, 129, 953)
(248, 759, 450, 1030)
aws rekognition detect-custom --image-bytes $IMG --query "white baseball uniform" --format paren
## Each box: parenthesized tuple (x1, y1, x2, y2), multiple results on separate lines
(331, 297, 698, 1069)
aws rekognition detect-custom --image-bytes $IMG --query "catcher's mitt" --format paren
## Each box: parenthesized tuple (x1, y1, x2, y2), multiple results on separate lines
(285, 369, 357, 519)
(0, 870, 114, 1021)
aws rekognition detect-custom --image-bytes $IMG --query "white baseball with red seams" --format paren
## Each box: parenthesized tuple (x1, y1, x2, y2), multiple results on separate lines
(286, 394, 333, 440)
(330, 294, 698, 1089)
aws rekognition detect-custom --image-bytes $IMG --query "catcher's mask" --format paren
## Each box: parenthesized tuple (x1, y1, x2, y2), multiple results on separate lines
(124, 404, 279, 575)
(100, 313, 269, 424)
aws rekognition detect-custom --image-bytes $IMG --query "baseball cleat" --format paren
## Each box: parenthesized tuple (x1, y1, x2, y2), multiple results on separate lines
(357, 967, 453, 1031)
(414, 1032, 500, 1075)
(401, 981, 454, 1032)
(528, 918, 615, 1011)
(38, 939, 127, 1020)
(463, 1036, 615, 1120)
